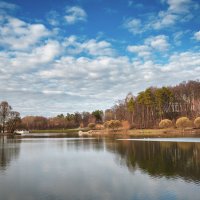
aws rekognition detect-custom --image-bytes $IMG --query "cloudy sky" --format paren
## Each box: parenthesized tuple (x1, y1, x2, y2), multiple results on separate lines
(0, 0, 200, 116)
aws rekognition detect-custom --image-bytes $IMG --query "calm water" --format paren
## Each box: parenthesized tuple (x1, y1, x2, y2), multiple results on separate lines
(0, 136, 200, 200)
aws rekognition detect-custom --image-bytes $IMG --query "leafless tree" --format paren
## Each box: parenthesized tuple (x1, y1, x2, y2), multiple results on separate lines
(0, 101, 12, 133)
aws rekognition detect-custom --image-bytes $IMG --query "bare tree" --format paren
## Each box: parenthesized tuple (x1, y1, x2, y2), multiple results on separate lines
(0, 101, 12, 133)
(7, 111, 21, 134)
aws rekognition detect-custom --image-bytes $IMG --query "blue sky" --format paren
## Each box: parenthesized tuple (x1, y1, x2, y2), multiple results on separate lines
(0, 0, 200, 116)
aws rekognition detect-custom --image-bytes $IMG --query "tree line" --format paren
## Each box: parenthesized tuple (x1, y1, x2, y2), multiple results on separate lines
(20, 110, 104, 130)
(105, 80, 200, 128)
(1, 80, 200, 132)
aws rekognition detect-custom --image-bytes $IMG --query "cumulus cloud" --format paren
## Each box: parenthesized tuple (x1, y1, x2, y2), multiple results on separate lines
(161, 52, 200, 75)
(0, 1, 199, 116)
(166, 0, 194, 13)
(0, 16, 50, 50)
(194, 31, 200, 41)
(123, 18, 143, 34)
(0, 40, 61, 75)
(1, 48, 200, 116)
(63, 36, 115, 56)
(151, 0, 197, 29)
(145, 35, 169, 51)
(127, 35, 169, 59)
(64, 6, 87, 24)
(124, 0, 198, 33)
(151, 11, 178, 29)
(127, 45, 151, 57)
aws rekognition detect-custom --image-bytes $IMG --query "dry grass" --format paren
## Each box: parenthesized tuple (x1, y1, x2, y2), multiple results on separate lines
(89, 128, 200, 138)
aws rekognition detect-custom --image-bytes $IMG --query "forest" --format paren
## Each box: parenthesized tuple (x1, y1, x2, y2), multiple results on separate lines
(106, 80, 200, 129)
(1, 80, 200, 132)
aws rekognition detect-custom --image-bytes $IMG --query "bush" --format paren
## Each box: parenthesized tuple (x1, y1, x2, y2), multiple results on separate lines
(159, 119, 173, 129)
(104, 120, 122, 131)
(194, 117, 200, 128)
(121, 120, 130, 130)
(95, 124, 104, 130)
(176, 117, 192, 129)
(88, 123, 96, 129)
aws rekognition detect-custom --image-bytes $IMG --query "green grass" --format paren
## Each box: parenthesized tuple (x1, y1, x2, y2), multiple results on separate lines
(30, 128, 89, 133)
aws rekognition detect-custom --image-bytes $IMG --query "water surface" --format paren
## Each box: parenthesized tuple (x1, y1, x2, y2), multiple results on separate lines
(0, 136, 200, 200)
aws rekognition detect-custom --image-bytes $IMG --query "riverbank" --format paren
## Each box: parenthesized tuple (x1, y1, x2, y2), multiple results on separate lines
(82, 128, 200, 138)
(30, 128, 84, 133)
(1, 128, 200, 138)
(31, 128, 200, 138)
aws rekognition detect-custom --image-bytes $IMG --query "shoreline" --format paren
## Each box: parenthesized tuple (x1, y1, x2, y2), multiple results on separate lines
(0, 128, 200, 138)
(87, 128, 200, 138)
(1, 128, 199, 138)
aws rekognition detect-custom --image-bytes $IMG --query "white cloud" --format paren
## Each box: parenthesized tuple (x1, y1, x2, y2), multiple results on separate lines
(124, 0, 198, 33)
(0, 16, 50, 50)
(145, 35, 169, 51)
(161, 52, 200, 73)
(152, 11, 178, 29)
(151, 0, 197, 30)
(64, 6, 87, 24)
(194, 31, 200, 41)
(1, 48, 200, 115)
(166, 0, 193, 13)
(0, 2, 199, 116)
(123, 18, 143, 34)
(31, 40, 61, 63)
(64, 36, 115, 56)
(127, 35, 169, 58)
(1, 40, 61, 74)
(127, 45, 151, 57)
(82, 39, 114, 56)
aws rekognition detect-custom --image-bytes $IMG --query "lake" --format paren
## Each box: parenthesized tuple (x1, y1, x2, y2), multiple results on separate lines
(0, 136, 200, 200)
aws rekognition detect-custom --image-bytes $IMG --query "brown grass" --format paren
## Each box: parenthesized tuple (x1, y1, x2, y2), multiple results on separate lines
(89, 128, 200, 138)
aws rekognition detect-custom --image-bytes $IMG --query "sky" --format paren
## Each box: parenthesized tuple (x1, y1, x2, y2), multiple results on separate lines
(0, 0, 200, 117)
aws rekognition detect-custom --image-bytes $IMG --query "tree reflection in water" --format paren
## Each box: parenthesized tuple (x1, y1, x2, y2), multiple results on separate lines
(106, 139, 200, 183)
(0, 136, 199, 184)
(0, 137, 21, 171)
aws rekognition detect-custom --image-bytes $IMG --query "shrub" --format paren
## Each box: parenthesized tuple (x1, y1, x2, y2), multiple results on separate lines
(88, 123, 96, 129)
(176, 117, 192, 129)
(121, 120, 131, 130)
(104, 121, 109, 129)
(194, 117, 200, 128)
(159, 119, 173, 129)
(95, 124, 104, 130)
(104, 120, 122, 131)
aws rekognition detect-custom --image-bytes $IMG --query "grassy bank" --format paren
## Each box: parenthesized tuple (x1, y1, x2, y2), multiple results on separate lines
(128, 128, 200, 137)
(13, 128, 200, 138)
(30, 128, 89, 134)
(88, 128, 200, 138)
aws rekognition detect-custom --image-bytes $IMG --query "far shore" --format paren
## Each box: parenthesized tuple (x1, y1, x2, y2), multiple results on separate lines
(1, 128, 200, 138)
(86, 128, 200, 138)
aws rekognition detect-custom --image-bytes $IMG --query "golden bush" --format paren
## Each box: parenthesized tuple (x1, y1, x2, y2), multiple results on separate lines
(104, 120, 122, 130)
(121, 120, 131, 130)
(176, 117, 192, 129)
(95, 124, 104, 130)
(194, 117, 200, 128)
(159, 119, 173, 129)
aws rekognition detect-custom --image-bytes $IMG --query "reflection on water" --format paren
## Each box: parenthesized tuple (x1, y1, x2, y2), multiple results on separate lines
(0, 136, 199, 200)
(0, 137, 21, 171)
(109, 140, 200, 183)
